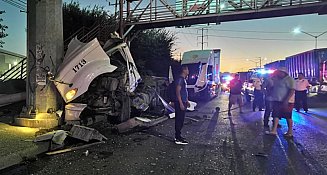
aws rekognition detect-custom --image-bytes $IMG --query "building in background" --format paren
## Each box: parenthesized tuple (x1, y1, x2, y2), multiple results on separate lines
(0, 49, 25, 75)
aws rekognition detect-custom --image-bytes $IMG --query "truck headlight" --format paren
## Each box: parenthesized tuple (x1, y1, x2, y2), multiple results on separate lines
(65, 88, 78, 101)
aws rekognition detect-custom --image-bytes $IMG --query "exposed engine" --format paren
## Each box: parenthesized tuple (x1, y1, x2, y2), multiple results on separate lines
(60, 34, 167, 124)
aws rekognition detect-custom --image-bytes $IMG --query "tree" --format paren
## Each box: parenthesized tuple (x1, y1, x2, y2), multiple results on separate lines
(63, 1, 116, 43)
(130, 29, 177, 77)
(62, 2, 178, 77)
(0, 11, 8, 48)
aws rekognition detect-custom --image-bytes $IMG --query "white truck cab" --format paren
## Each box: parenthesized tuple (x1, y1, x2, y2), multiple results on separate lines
(53, 34, 141, 123)
(181, 49, 221, 100)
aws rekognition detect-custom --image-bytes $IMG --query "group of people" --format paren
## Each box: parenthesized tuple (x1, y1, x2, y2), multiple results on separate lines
(228, 68, 310, 137)
(171, 65, 310, 145)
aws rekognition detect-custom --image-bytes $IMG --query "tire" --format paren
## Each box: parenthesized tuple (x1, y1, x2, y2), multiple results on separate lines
(119, 95, 131, 122)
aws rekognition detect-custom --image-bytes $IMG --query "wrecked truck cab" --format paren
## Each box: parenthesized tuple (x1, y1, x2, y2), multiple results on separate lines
(55, 37, 141, 102)
(54, 36, 141, 123)
(55, 37, 117, 103)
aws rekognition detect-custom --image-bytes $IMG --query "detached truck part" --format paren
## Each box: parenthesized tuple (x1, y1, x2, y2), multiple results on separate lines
(53, 33, 142, 123)
(181, 49, 221, 100)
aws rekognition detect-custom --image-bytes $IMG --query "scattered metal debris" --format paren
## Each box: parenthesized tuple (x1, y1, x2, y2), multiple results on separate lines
(135, 117, 152, 123)
(70, 125, 107, 142)
(115, 118, 142, 133)
(185, 117, 199, 122)
(84, 150, 89, 156)
(140, 116, 168, 127)
(46, 141, 105, 156)
(254, 152, 268, 157)
(34, 130, 68, 145)
(168, 113, 175, 119)
(115, 116, 168, 133)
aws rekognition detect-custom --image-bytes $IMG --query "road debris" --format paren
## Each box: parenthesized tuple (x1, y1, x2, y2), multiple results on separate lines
(135, 117, 152, 123)
(115, 118, 142, 133)
(254, 152, 268, 158)
(70, 125, 107, 142)
(115, 116, 168, 133)
(46, 141, 105, 156)
(185, 117, 199, 122)
(84, 150, 89, 156)
(168, 113, 175, 119)
(140, 116, 168, 127)
(34, 130, 68, 145)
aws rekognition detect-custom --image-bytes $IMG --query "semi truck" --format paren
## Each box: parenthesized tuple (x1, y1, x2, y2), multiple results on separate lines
(51, 33, 166, 124)
(181, 49, 221, 100)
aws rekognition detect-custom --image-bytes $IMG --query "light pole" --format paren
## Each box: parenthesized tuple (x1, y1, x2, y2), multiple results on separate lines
(293, 28, 327, 49)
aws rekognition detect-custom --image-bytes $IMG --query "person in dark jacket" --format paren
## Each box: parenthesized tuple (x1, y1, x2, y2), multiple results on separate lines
(174, 65, 190, 145)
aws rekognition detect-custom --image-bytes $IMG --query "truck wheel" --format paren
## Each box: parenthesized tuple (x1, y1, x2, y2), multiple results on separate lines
(119, 95, 131, 122)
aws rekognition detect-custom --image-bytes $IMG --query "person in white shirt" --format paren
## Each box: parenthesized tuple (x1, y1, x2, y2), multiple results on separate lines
(266, 67, 295, 137)
(295, 73, 310, 112)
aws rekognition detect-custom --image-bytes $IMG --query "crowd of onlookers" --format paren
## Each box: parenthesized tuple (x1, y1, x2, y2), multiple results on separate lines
(228, 68, 311, 137)
(170, 66, 314, 145)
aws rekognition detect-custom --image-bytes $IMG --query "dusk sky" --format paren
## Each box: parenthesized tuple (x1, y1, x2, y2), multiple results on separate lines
(1, 0, 327, 72)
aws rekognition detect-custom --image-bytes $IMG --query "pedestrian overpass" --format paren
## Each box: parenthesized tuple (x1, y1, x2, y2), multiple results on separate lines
(121, 0, 327, 30)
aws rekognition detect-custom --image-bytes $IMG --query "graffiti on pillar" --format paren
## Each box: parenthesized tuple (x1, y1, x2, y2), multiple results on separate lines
(36, 44, 47, 86)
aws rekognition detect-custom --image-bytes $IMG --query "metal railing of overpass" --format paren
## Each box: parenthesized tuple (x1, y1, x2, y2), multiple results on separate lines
(0, 57, 27, 82)
(121, 0, 327, 30)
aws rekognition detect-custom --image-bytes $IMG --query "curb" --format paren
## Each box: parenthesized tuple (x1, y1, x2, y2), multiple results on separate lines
(0, 142, 49, 171)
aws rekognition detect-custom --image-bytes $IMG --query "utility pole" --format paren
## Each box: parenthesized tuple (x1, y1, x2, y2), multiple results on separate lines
(15, 0, 63, 128)
(197, 28, 208, 50)
(119, 0, 124, 37)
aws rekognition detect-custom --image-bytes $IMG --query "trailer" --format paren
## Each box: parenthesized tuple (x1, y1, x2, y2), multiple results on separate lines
(263, 48, 327, 94)
(285, 49, 327, 83)
(264, 60, 285, 70)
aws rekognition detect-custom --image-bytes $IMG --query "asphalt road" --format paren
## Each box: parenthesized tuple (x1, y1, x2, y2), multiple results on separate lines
(9, 93, 327, 175)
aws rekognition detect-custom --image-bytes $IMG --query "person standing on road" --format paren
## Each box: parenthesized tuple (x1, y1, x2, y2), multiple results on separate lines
(252, 77, 264, 111)
(174, 65, 190, 145)
(295, 73, 310, 113)
(228, 74, 243, 116)
(266, 67, 295, 137)
(262, 75, 274, 127)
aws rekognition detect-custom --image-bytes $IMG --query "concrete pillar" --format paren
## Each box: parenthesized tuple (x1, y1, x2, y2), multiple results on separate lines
(24, 0, 63, 120)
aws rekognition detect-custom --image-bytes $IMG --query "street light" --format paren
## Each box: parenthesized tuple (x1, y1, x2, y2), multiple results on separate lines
(293, 28, 327, 49)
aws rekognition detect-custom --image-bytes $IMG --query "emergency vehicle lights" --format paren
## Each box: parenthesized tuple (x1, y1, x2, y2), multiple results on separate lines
(223, 75, 233, 81)
(65, 88, 78, 101)
(256, 69, 275, 74)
